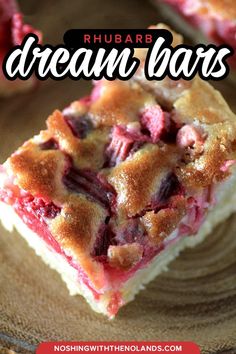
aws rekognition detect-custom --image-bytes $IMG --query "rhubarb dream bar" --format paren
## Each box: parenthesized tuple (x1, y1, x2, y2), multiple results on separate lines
(154, 0, 236, 68)
(1, 25, 236, 318)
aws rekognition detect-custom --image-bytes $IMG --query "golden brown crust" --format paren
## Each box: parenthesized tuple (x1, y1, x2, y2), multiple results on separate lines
(50, 195, 105, 251)
(90, 80, 155, 127)
(135, 24, 236, 189)
(107, 144, 180, 217)
(173, 79, 236, 125)
(7, 143, 66, 201)
(50, 195, 107, 288)
(141, 196, 186, 245)
(108, 243, 143, 270)
(47, 110, 109, 170)
(173, 79, 236, 188)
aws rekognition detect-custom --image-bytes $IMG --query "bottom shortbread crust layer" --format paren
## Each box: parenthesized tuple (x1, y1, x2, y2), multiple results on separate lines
(1, 172, 236, 317)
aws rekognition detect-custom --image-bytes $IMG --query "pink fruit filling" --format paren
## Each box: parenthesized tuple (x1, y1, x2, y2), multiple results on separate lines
(0, 178, 103, 298)
(150, 172, 183, 211)
(16, 195, 61, 220)
(40, 138, 59, 150)
(104, 125, 148, 167)
(103, 186, 212, 287)
(220, 160, 236, 172)
(114, 219, 147, 246)
(63, 167, 116, 213)
(0, 0, 42, 91)
(140, 105, 170, 143)
(92, 224, 116, 257)
(178, 187, 213, 236)
(0, 0, 17, 50)
(0, 1, 41, 60)
(93, 219, 147, 260)
(64, 114, 93, 139)
(104, 106, 178, 167)
(11, 13, 41, 45)
(0, 157, 212, 302)
(0, 185, 62, 252)
(92, 171, 210, 282)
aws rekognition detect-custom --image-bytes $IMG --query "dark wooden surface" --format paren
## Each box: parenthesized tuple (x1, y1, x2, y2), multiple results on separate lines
(0, 1, 236, 353)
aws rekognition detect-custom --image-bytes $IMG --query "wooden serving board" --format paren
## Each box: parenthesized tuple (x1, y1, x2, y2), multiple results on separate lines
(0, 1, 236, 353)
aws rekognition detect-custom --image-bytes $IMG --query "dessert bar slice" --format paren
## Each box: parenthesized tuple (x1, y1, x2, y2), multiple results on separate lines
(153, 0, 236, 69)
(0, 0, 42, 96)
(1, 25, 236, 318)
